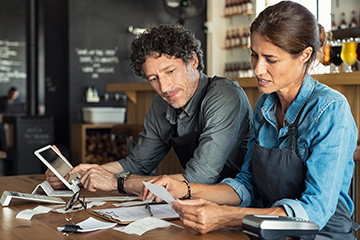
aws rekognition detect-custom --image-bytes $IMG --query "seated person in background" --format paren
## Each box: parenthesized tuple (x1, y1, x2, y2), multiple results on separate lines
(0, 87, 20, 113)
(46, 23, 254, 195)
(140, 2, 359, 239)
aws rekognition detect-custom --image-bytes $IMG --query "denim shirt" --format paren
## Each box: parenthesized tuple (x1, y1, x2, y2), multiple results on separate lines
(222, 74, 358, 229)
(119, 72, 253, 184)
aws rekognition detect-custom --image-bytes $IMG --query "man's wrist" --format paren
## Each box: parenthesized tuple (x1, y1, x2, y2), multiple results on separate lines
(116, 171, 130, 194)
(181, 180, 191, 199)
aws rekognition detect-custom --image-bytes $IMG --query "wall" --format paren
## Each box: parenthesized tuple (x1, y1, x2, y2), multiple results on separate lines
(66, 0, 207, 125)
(43, 0, 207, 158)
(0, 0, 27, 102)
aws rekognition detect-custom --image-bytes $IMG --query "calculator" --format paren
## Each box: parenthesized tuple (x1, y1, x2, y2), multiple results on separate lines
(242, 214, 319, 240)
(0, 191, 66, 207)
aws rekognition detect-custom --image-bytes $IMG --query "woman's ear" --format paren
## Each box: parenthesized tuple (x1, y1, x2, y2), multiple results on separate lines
(299, 46, 313, 63)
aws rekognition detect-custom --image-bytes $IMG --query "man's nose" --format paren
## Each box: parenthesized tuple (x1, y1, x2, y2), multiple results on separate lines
(159, 77, 174, 93)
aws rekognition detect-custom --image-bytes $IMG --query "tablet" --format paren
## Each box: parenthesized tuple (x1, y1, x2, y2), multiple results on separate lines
(34, 145, 80, 193)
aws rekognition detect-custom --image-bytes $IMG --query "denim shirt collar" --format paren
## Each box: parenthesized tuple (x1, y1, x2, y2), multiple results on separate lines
(166, 71, 208, 125)
(261, 74, 315, 126)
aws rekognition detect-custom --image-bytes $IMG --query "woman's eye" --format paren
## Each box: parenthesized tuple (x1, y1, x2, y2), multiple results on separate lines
(267, 59, 277, 64)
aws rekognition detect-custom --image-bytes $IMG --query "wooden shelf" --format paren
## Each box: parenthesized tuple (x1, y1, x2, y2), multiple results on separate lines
(107, 82, 153, 104)
(331, 27, 360, 40)
(71, 123, 118, 165)
(234, 72, 360, 87)
(223, 10, 255, 18)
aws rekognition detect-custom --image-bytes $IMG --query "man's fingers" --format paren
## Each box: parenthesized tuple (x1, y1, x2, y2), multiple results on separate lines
(69, 163, 96, 174)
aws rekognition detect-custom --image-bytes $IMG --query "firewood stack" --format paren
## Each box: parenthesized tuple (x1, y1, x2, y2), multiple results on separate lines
(84, 131, 128, 165)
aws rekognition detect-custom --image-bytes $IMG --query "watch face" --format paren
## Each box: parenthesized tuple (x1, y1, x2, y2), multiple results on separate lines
(117, 171, 130, 178)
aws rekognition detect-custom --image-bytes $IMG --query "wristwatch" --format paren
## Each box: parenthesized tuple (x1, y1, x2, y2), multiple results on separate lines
(116, 171, 130, 194)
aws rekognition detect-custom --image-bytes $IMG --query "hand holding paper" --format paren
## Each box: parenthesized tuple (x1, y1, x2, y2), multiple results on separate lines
(142, 181, 176, 204)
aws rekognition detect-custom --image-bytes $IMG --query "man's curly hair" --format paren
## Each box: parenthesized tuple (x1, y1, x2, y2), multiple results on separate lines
(130, 23, 204, 79)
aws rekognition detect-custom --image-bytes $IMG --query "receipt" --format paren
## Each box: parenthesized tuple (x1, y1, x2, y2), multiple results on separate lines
(142, 181, 176, 204)
(114, 217, 182, 236)
(16, 205, 52, 220)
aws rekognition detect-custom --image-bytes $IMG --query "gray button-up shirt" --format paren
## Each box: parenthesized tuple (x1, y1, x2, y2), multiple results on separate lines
(118, 72, 253, 184)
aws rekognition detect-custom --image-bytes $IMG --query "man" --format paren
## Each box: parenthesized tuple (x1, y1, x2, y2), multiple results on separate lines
(46, 23, 253, 195)
(0, 87, 20, 113)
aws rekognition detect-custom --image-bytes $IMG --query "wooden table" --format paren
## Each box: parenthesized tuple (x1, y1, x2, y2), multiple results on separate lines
(0, 174, 249, 240)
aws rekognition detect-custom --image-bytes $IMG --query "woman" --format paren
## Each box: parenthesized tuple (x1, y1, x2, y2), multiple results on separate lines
(141, 1, 359, 239)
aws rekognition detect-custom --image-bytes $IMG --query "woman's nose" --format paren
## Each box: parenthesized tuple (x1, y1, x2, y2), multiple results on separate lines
(252, 59, 266, 76)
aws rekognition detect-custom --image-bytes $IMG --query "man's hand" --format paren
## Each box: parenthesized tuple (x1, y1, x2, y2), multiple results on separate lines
(69, 164, 117, 192)
(140, 175, 189, 202)
(171, 198, 231, 234)
(45, 168, 67, 189)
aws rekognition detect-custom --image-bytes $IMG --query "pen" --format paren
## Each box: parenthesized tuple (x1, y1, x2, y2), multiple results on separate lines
(145, 204, 153, 217)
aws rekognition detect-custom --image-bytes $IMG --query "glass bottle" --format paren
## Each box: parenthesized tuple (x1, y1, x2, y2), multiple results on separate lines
(349, 11, 358, 28)
(331, 13, 337, 30)
(340, 12, 347, 29)
(225, 30, 232, 49)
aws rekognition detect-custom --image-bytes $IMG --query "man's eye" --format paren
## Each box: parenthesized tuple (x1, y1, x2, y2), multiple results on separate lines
(149, 77, 158, 82)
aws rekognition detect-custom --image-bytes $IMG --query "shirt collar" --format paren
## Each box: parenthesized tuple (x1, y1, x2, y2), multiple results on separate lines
(166, 72, 208, 124)
(262, 74, 315, 125)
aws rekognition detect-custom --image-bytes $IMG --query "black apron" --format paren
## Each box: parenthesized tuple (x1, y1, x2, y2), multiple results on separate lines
(252, 109, 357, 239)
(169, 77, 238, 183)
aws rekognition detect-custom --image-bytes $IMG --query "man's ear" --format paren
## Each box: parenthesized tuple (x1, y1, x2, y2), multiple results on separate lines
(190, 51, 199, 69)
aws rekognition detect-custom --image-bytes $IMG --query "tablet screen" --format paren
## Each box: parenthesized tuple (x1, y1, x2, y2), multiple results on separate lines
(38, 148, 78, 184)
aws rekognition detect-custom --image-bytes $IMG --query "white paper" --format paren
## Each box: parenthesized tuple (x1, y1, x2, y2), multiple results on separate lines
(93, 203, 178, 222)
(57, 217, 117, 232)
(142, 181, 176, 204)
(84, 196, 139, 202)
(16, 205, 52, 220)
(114, 217, 182, 236)
(113, 196, 155, 207)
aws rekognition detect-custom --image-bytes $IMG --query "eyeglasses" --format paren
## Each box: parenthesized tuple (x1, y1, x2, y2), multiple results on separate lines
(65, 191, 87, 211)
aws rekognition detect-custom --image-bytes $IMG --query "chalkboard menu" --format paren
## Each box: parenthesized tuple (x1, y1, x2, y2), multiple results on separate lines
(0, 0, 27, 101)
(74, 47, 120, 80)
(2, 116, 54, 175)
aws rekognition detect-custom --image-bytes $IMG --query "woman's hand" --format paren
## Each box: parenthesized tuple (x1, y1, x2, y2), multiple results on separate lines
(171, 198, 237, 234)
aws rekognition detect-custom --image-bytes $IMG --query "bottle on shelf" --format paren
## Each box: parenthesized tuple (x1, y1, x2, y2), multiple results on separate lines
(225, 29, 232, 49)
(235, 28, 242, 47)
(339, 12, 347, 29)
(224, 0, 231, 16)
(331, 13, 337, 30)
(244, 0, 253, 14)
(232, 0, 239, 16)
(237, 0, 244, 15)
(231, 28, 237, 48)
(349, 10, 358, 28)
(241, 26, 250, 48)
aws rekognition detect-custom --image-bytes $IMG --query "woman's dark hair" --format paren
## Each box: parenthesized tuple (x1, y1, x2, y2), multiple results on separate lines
(130, 23, 204, 78)
(250, 1, 327, 73)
